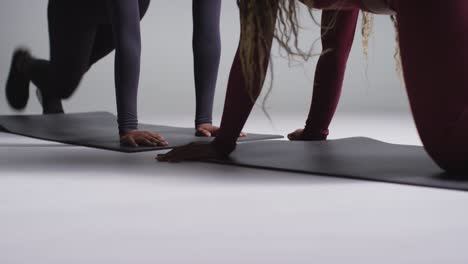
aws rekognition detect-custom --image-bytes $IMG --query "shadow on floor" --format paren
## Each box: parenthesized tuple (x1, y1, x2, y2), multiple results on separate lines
(0, 144, 354, 186)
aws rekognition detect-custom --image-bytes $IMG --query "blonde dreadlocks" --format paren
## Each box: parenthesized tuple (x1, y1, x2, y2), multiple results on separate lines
(237, 0, 401, 99)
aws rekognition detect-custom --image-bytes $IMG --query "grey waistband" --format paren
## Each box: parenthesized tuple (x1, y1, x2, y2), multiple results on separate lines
(361, 0, 396, 15)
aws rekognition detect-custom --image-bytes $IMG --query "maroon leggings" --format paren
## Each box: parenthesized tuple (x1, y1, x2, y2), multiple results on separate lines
(213, 0, 468, 172)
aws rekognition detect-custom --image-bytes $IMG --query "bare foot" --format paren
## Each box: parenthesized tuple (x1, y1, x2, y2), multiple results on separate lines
(287, 128, 326, 141)
(196, 123, 247, 137)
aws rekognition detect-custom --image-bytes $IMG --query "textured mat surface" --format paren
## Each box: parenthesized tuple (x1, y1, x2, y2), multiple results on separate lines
(0, 112, 283, 153)
(209, 137, 468, 191)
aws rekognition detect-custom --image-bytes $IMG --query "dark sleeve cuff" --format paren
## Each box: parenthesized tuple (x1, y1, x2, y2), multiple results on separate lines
(195, 118, 213, 127)
(118, 120, 138, 135)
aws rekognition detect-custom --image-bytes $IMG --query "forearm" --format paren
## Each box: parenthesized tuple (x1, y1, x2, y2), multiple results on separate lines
(212, 42, 273, 155)
(192, 0, 222, 126)
(107, 0, 141, 134)
(212, 0, 278, 155)
(212, 51, 257, 155)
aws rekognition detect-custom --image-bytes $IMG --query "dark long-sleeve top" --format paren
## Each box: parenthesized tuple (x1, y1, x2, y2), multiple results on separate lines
(107, 0, 143, 134)
(109, 0, 221, 133)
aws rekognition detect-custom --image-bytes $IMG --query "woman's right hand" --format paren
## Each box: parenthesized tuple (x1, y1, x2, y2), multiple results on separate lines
(120, 130, 168, 147)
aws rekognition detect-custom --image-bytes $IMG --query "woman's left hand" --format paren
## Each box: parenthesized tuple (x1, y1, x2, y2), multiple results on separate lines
(156, 142, 219, 162)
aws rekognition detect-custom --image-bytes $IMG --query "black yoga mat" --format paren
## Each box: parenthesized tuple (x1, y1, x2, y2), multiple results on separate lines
(208, 137, 468, 191)
(0, 112, 283, 153)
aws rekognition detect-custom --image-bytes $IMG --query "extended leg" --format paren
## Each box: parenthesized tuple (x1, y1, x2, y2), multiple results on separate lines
(301, 9, 359, 140)
(26, 1, 99, 113)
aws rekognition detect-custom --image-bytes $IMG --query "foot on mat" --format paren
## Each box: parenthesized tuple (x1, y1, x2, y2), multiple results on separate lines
(288, 128, 328, 141)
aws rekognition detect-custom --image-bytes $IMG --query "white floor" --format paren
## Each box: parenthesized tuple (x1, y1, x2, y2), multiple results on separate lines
(1, 114, 468, 264)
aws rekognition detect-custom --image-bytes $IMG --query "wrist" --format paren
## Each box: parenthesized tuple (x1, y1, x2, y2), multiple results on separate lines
(118, 117, 138, 136)
(196, 122, 213, 128)
(195, 121, 213, 129)
(119, 129, 137, 137)
(211, 137, 236, 157)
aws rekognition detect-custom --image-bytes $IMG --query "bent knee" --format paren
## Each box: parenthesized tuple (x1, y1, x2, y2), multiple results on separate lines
(422, 137, 468, 173)
(415, 115, 468, 173)
(55, 72, 83, 99)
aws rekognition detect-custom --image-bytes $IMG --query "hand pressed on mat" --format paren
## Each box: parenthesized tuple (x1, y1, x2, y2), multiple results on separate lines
(157, 142, 218, 162)
(120, 130, 168, 147)
(196, 123, 247, 138)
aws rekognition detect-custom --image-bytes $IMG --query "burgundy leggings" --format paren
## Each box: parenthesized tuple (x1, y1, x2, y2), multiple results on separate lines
(214, 0, 468, 172)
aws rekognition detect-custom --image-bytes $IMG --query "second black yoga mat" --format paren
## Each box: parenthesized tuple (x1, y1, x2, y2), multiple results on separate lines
(208, 137, 468, 191)
(0, 112, 283, 153)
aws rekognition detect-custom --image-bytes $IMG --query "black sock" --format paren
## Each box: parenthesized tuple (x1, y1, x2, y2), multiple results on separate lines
(5, 49, 32, 110)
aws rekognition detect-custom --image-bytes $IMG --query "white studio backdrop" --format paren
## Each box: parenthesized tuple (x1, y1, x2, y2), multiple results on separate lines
(0, 0, 411, 126)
